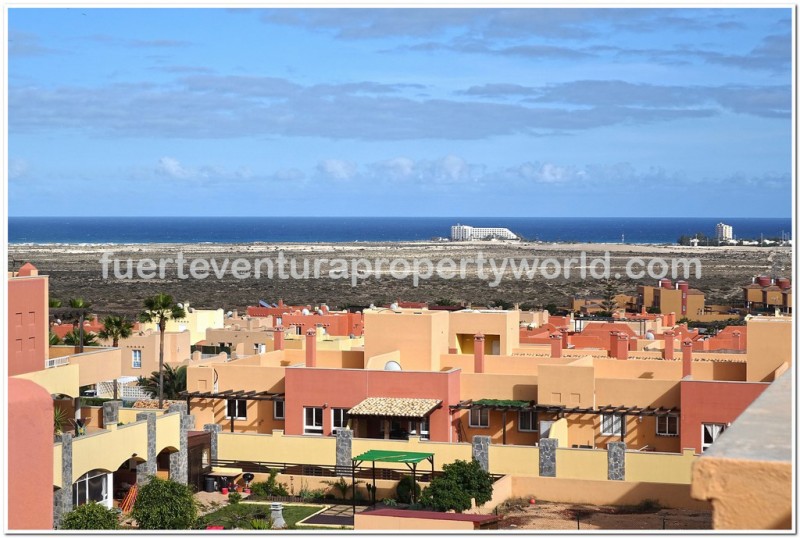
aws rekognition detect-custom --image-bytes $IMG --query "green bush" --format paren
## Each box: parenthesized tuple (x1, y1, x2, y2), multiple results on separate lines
(60, 502, 119, 530)
(249, 469, 289, 498)
(419, 460, 493, 513)
(396, 475, 421, 504)
(228, 491, 242, 504)
(132, 477, 198, 529)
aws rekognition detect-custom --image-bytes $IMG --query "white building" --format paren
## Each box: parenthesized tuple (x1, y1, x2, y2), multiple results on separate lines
(451, 224, 519, 241)
(716, 222, 733, 242)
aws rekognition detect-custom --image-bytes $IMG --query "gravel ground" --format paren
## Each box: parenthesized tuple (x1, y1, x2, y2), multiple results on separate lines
(9, 241, 791, 316)
(497, 500, 712, 531)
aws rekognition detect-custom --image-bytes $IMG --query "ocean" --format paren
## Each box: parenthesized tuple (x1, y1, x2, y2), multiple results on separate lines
(7, 216, 793, 245)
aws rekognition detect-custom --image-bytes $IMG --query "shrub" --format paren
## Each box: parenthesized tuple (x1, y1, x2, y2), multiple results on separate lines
(396, 475, 421, 504)
(60, 502, 119, 530)
(419, 460, 493, 513)
(249, 469, 289, 498)
(381, 498, 398, 507)
(249, 518, 273, 529)
(131, 477, 197, 529)
(228, 492, 242, 505)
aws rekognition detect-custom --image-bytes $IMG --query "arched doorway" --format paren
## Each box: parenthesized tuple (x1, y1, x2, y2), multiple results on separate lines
(156, 447, 179, 480)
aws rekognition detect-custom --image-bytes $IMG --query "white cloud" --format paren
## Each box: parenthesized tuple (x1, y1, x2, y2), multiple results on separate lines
(157, 156, 192, 179)
(9, 159, 29, 180)
(317, 159, 358, 181)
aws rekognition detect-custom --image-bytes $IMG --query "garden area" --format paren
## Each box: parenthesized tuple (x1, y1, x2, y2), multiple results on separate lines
(58, 459, 497, 530)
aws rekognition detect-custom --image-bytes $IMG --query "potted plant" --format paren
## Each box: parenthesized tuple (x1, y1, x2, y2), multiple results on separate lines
(54, 406, 68, 441)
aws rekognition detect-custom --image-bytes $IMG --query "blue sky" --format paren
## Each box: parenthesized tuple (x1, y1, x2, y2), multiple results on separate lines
(8, 8, 793, 217)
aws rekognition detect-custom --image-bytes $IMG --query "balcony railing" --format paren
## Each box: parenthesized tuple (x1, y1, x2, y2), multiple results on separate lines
(45, 356, 70, 368)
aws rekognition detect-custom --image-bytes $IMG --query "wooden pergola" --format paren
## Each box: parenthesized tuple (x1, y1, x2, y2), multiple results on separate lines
(450, 399, 680, 443)
(179, 390, 285, 432)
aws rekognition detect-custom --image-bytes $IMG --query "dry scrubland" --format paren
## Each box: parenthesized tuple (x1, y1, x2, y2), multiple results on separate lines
(9, 241, 792, 317)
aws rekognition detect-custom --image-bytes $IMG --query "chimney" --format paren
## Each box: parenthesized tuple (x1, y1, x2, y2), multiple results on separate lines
(609, 331, 619, 358)
(273, 326, 284, 351)
(305, 329, 317, 367)
(616, 333, 629, 360)
(732, 330, 742, 351)
(550, 333, 563, 358)
(474, 334, 485, 373)
(559, 328, 570, 349)
(278, 299, 284, 308)
(682, 339, 693, 377)
(663, 330, 675, 360)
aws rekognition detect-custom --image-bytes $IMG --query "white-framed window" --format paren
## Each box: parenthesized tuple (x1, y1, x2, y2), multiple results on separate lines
(273, 400, 285, 420)
(469, 408, 489, 428)
(131, 349, 142, 369)
(408, 418, 430, 440)
(332, 408, 349, 430)
(656, 415, 679, 436)
(519, 410, 538, 432)
(701, 423, 726, 452)
(600, 414, 624, 436)
(304, 407, 323, 435)
(73, 470, 111, 508)
(225, 399, 247, 420)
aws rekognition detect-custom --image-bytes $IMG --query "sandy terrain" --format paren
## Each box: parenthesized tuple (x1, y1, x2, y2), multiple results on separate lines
(9, 241, 791, 317)
(496, 500, 712, 531)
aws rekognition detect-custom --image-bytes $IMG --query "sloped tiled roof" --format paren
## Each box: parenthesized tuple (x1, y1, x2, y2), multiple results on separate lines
(347, 397, 441, 418)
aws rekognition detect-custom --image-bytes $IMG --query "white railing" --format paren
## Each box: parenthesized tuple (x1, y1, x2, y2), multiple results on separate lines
(45, 356, 70, 368)
(96, 380, 153, 401)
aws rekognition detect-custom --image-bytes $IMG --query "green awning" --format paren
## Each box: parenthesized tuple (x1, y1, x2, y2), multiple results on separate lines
(353, 449, 434, 464)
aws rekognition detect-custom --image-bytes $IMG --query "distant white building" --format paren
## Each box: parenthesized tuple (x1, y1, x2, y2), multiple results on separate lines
(451, 224, 519, 241)
(716, 222, 733, 242)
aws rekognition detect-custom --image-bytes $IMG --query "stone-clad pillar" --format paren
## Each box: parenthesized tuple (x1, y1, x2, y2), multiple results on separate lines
(607, 442, 626, 480)
(169, 404, 195, 485)
(539, 438, 558, 477)
(472, 435, 490, 472)
(136, 412, 157, 485)
(335, 429, 353, 476)
(203, 424, 223, 462)
(53, 433, 74, 528)
(102, 401, 121, 427)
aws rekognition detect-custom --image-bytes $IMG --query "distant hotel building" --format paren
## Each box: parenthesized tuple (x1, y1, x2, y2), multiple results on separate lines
(451, 224, 519, 241)
(716, 222, 733, 242)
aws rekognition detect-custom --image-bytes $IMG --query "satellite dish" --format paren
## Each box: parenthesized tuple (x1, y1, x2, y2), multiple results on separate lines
(302, 308, 310, 316)
(369, 303, 376, 310)
(56, 319, 62, 325)
(226, 311, 233, 318)
(384, 361, 402, 371)
(390, 302, 399, 311)
(177, 303, 184, 309)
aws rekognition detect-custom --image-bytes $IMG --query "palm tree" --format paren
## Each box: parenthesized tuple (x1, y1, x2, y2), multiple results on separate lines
(67, 298, 92, 353)
(140, 294, 186, 408)
(98, 316, 135, 399)
(98, 315, 134, 347)
(63, 328, 98, 347)
(137, 364, 187, 401)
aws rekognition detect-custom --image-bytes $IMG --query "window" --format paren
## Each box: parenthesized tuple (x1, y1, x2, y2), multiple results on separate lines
(73, 470, 110, 508)
(131, 349, 142, 369)
(273, 400, 285, 420)
(225, 399, 247, 420)
(518, 410, 538, 432)
(469, 408, 489, 428)
(656, 415, 679, 436)
(600, 414, 624, 436)
(332, 408, 349, 430)
(304, 407, 323, 435)
(408, 418, 430, 440)
(701, 423, 726, 452)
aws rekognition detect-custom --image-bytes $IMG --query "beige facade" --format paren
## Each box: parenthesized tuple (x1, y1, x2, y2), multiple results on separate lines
(449, 309, 520, 355)
(99, 330, 191, 377)
(139, 302, 224, 345)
